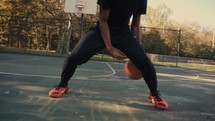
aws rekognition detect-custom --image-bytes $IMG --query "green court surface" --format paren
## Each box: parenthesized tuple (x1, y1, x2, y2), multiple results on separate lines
(0, 53, 214, 121)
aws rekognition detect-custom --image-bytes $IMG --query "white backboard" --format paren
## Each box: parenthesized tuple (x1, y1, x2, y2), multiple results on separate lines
(65, 0, 97, 15)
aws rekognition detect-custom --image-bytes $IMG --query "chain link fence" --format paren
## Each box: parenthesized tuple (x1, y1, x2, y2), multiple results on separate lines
(0, 15, 214, 66)
(0, 14, 96, 53)
(140, 27, 215, 65)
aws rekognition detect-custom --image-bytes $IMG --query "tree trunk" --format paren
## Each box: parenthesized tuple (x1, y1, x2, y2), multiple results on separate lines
(65, 20, 73, 54)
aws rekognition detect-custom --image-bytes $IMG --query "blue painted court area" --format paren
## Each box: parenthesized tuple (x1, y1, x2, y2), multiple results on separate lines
(0, 53, 214, 121)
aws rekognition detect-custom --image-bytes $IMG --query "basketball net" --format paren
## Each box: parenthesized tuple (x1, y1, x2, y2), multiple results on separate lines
(75, 0, 86, 18)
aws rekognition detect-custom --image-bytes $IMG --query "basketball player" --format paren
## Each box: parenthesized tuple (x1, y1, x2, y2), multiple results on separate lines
(49, 0, 168, 110)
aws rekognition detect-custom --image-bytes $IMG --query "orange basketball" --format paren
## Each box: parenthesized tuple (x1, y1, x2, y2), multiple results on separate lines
(124, 60, 142, 80)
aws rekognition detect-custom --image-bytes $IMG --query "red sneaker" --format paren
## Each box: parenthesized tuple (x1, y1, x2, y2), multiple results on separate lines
(148, 93, 168, 110)
(48, 85, 69, 98)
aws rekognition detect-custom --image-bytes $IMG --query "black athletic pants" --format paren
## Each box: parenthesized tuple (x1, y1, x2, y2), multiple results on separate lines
(59, 27, 158, 94)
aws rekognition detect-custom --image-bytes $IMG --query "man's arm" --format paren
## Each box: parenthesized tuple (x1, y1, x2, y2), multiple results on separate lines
(99, 7, 126, 60)
(131, 14, 141, 41)
(98, 7, 112, 50)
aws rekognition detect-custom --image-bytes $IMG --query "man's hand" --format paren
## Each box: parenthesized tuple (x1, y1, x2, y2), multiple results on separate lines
(107, 47, 127, 60)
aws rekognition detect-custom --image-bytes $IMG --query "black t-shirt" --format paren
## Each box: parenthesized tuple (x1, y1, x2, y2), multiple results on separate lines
(97, 0, 147, 30)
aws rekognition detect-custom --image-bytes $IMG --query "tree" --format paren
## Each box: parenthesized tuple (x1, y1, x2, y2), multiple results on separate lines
(1, 0, 70, 51)
(144, 4, 172, 28)
(141, 30, 171, 55)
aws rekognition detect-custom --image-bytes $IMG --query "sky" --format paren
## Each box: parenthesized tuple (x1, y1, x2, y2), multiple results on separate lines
(148, 0, 215, 29)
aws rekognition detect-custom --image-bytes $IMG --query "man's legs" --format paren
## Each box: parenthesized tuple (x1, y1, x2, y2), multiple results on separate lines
(49, 29, 105, 98)
(112, 30, 168, 109)
(111, 30, 157, 94)
(60, 29, 105, 86)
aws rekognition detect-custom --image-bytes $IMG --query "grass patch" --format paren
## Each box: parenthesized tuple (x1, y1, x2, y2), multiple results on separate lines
(153, 61, 215, 71)
(1, 47, 214, 72)
(178, 63, 215, 71)
(0, 47, 67, 57)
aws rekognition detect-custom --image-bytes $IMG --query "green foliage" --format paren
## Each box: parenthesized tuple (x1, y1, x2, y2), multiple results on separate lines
(0, 0, 98, 52)
(141, 30, 172, 55)
(0, 1, 214, 60)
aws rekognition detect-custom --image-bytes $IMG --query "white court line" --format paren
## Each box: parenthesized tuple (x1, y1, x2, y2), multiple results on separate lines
(0, 62, 117, 80)
(0, 72, 60, 79)
(155, 67, 200, 81)
(0, 71, 122, 81)
(178, 68, 200, 80)
(0, 58, 44, 62)
(0, 70, 211, 82)
(157, 72, 199, 81)
(107, 62, 200, 81)
(198, 73, 215, 77)
(0, 62, 204, 82)
(2, 58, 38, 62)
(88, 62, 116, 78)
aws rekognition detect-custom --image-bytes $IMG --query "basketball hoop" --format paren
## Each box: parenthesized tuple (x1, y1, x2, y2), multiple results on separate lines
(75, 0, 86, 13)
(64, 0, 97, 15)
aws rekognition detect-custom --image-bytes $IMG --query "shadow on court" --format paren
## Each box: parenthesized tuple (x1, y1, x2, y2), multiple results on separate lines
(0, 53, 214, 121)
